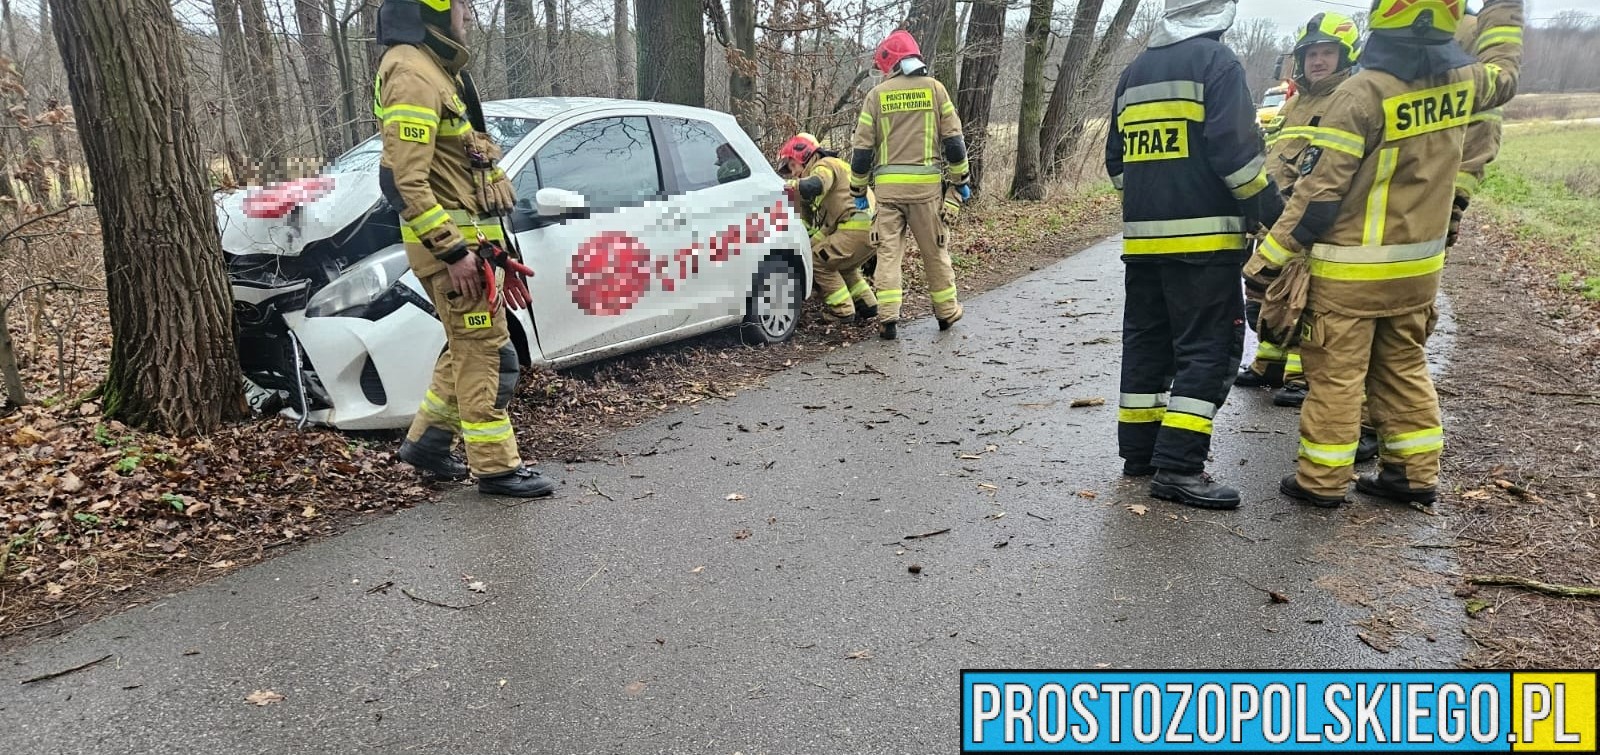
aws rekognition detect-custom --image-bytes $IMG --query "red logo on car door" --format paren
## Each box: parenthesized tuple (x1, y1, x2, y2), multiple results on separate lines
(568, 230, 652, 316)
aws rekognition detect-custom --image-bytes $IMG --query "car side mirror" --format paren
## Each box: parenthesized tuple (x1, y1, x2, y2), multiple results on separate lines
(536, 187, 591, 220)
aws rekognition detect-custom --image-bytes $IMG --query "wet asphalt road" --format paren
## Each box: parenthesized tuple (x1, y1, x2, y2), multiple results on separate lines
(0, 236, 1466, 754)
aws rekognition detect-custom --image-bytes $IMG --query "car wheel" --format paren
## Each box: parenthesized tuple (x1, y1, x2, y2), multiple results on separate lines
(743, 255, 802, 345)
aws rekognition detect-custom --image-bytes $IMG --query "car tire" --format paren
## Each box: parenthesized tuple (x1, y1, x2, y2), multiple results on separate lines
(742, 254, 802, 345)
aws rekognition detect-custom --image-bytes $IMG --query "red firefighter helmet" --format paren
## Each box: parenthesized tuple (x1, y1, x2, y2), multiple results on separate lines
(874, 30, 922, 74)
(775, 132, 820, 175)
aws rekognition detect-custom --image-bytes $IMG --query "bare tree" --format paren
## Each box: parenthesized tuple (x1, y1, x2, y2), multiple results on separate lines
(296, 0, 344, 159)
(543, 0, 562, 96)
(613, 0, 634, 98)
(636, 0, 704, 106)
(504, 0, 537, 96)
(47, 0, 245, 434)
(1229, 17, 1286, 101)
(1009, 0, 1053, 200)
(240, 0, 286, 166)
(955, 0, 1004, 193)
(729, 0, 758, 136)
(1013, 0, 1104, 199)
(1050, 0, 1141, 173)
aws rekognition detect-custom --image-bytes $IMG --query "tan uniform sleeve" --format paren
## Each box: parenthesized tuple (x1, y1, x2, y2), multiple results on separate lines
(1469, 0, 1523, 113)
(378, 68, 465, 260)
(934, 79, 968, 181)
(849, 87, 881, 190)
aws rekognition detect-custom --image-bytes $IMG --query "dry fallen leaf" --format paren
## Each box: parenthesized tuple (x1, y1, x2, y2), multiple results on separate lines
(624, 681, 647, 696)
(1070, 397, 1106, 408)
(245, 689, 284, 706)
(1127, 504, 1148, 516)
(690, 565, 705, 574)
(1077, 490, 1098, 499)
(466, 581, 487, 593)
(1461, 489, 1491, 500)
(59, 472, 84, 493)
(977, 483, 998, 491)
(1269, 591, 1291, 604)
(209, 560, 236, 569)
(725, 493, 746, 501)
(846, 650, 873, 660)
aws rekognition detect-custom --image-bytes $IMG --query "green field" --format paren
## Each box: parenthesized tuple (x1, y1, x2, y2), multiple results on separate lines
(1477, 122, 1600, 298)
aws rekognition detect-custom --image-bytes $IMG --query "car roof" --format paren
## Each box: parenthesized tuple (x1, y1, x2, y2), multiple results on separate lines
(482, 97, 741, 126)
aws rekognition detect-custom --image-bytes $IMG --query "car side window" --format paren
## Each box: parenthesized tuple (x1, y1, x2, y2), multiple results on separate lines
(657, 116, 751, 194)
(531, 116, 663, 212)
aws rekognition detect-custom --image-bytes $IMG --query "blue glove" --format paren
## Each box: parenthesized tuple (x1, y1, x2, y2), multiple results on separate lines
(957, 184, 971, 202)
(854, 196, 869, 212)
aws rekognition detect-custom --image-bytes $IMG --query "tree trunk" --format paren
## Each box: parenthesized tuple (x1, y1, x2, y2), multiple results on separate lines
(239, 0, 284, 171)
(728, 0, 756, 137)
(955, 0, 1004, 194)
(296, 0, 343, 160)
(212, 0, 264, 167)
(331, 0, 366, 149)
(635, 0, 704, 106)
(47, 0, 246, 435)
(1053, 0, 1141, 166)
(932, 0, 959, 95)
(1032, 0, 1106, 188)
(2, 0, 18, 62)
(503, 0, 536, 97)
(542, 0, 561, 96)
(613, 0, 634, 98)
(1008, 0, 1052, 200)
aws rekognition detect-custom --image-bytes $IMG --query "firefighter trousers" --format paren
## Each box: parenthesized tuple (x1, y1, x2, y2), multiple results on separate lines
(405, 267, 524, 477)
(1118, 260, 1245, 474)
(812, 227, 879, 319)
(871, 199, 960, 323)
(1296, 307, 1442, 498)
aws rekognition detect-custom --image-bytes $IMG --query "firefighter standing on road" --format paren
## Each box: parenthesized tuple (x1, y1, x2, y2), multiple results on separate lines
(378, 0, 555, 497)
(1106, 0, 1283, 510)
(850, 30, 969, 341)
(778, 133, 880, 324)
(1247, 0, 1523, 508)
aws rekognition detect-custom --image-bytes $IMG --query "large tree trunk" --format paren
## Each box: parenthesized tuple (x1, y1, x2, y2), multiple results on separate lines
(612, 0, 634, 98)
(1052, 0, 1141, 168)
(47, 0, 245, 435)
(955, 0, 1004, 194)
(503, 0, 537, 97)
(212, 0, 264, 165)
(296, 0, 343, 160)
(1008, 0, 1053, 200)
(330, 0, 367, 149)
(542, 0, 561, 96)
(932, 0, 959, 95)
(728, 0, 756, 137)
(635, 0, 704, 106)
(1027, 0, 1106, 192)
(239, 0, 284, 171)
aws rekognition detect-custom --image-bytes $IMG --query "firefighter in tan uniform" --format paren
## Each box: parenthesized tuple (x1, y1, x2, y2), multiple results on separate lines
(1451, 9, 1508, 247)
(378, 0, 554, 497)
(1246, 0, 1523, 508)
(850, 30, 969, 341)
(777, 133, 880, 323)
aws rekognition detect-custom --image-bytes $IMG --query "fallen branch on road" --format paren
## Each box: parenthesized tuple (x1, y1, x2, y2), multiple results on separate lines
(1466, 575, 1600, 599)
(401, 587, 487, 610)
(19, 653, 112, 685)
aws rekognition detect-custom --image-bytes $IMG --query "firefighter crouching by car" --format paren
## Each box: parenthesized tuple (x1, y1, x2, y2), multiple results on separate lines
(1246, 0, 1523, 509)
(1451, 8, 1508, 248)
(777, 133, 880, 324)
(377, 0, 555, 497)
(850, 30, 970, 341)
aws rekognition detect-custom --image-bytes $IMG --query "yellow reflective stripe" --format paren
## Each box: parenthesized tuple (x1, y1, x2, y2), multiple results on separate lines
(1476, 26, 1523, 51)
(438, 120, 472, 137)
(1124, 216, 1243, 238)
(879, 111, 891, 165)
(402, 211, 505, 243)
(924, 111, 936, 164)
(408, 205, 449, 234)
(384, 114, 438, 133)
(929, 285, 958, 304)
(941, 101, 956, 116)
(1469, 108, 1503, 124)
(838, 219, 872, 231)
(859, 111, 874, 126)
(1363, 148, 1397, 245)
(947, 160, 969, 176)
(875, 173, 944, 185)
(875, 164, 942, 175)
(1285, 353, 1302, 371)
(1259, 235, 1294, 265)
(1255, 341, 1286, 360)
(1123, 233, 1246, 255)
(1118, 407, 1166, 423)
(1161, 412, 1213, 435)
(814, 166, 835, 182)
(1309, 252, 1445, 281)
(824, 287, 852, 306)
(378, 104, 440, 124)
(1117, 100, 1205, 128)
(420, 390, 460, 421)
(1116, 80, 1205, 111)
(849, 173, 870, 187)
(1455, 171, 1479, 194)
(417, 0, 449, 10)
(1300, 438, 1357, 466)
(1312, 238, 1446, 264)
(1308, 128, 1365, 158)
(1232, 171, 1268, 200)
(877, 289, 903, 304)
(1382, 427, 1444, 455)
(1222, 155, 1265, 189)
(849, 279, 872, 298)
(461, 419, 514, 444)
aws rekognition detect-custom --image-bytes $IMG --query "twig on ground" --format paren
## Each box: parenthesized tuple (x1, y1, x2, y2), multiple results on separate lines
(1466, 575, 1600, 599)
(400, 587, 486, 610)
(19, 653, 112, 685)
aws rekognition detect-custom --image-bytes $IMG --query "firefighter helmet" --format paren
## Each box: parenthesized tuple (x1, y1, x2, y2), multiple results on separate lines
(1293, 12, 1359, 74)
(776, 132, 820, 173)
(377, 0, 452, 46)
(873, 30, 922, 75)
(1368, 0, 1463, 37)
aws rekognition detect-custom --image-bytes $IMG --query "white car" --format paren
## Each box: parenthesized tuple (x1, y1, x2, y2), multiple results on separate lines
(221, 98, 812, 430)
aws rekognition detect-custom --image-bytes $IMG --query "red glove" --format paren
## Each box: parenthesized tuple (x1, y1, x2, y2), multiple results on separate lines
(477, 231, 535, 311)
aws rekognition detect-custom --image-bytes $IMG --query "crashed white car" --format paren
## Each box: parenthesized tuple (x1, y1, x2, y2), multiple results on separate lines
(222, 98, 812, 430)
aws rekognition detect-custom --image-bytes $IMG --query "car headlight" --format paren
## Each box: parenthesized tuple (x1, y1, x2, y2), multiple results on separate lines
(305, 246, 411, 318)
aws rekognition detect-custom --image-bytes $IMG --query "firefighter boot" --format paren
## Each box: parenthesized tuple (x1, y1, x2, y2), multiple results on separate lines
(1280, 474, 1346, 508)
(1355, 427, 1380, 463)
(1150, 469, 1240, 510)
(879, 321, 898, 340)
(1123, 460, 1158, 478)
(1273, 382, 1308, 407)
(478, 465, 557, 498)
(1356, 465, 1437, 506)
(397, 427, 470, 482)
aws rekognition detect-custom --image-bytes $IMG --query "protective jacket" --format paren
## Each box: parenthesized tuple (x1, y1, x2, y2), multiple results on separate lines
(376, 29, 507, 279)
(849, 72, 968, 202)
(1106, 34, 1281, 265)
(1263, 69, 1352, 198)
(1454, 14, 1506, 199)
(795, 154, 874, 237)
(1248, 1, 1524, 317)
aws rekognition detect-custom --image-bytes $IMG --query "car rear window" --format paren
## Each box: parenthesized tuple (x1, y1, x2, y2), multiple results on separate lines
(534, 116, 663, 211)
(656, 116, 751, 193)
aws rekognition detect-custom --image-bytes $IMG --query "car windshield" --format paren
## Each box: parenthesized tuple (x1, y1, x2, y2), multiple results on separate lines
(1261, 93, 1286, 108)
(322, 116, 542, 174)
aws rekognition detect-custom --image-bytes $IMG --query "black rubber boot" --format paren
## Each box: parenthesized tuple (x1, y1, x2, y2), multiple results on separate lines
(878, 321, 897, 340)
(1355, 465, 1437, 506)
(1355, 427, 1380, 463)
(937, 310, 963, 331)
(1234, 366, 1280, 388)
(397, 435, 470, 482)
(1279, 474, 1345, 508)
(854, 303, 878, 324)
(1150, 469, 1240, 509)
(1272, 383, 1308, 408)
(1122, 460, 1157, 478)
(478, 466, 557, 498)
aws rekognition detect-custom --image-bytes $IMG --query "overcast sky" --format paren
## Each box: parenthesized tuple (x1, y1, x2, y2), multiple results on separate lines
(1234, 0, 1596, 32)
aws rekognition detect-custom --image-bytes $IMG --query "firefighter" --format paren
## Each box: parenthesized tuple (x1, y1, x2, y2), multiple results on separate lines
(1246, 0, 1523, 508)
(1451, 8, 1507, 248)
(1238, 13, 1360, 410)
(379, 0, 555, 497)
(849, 30, 969, 341)
(777, 133, 880, 323)
(1105, 0, 1283, 510)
